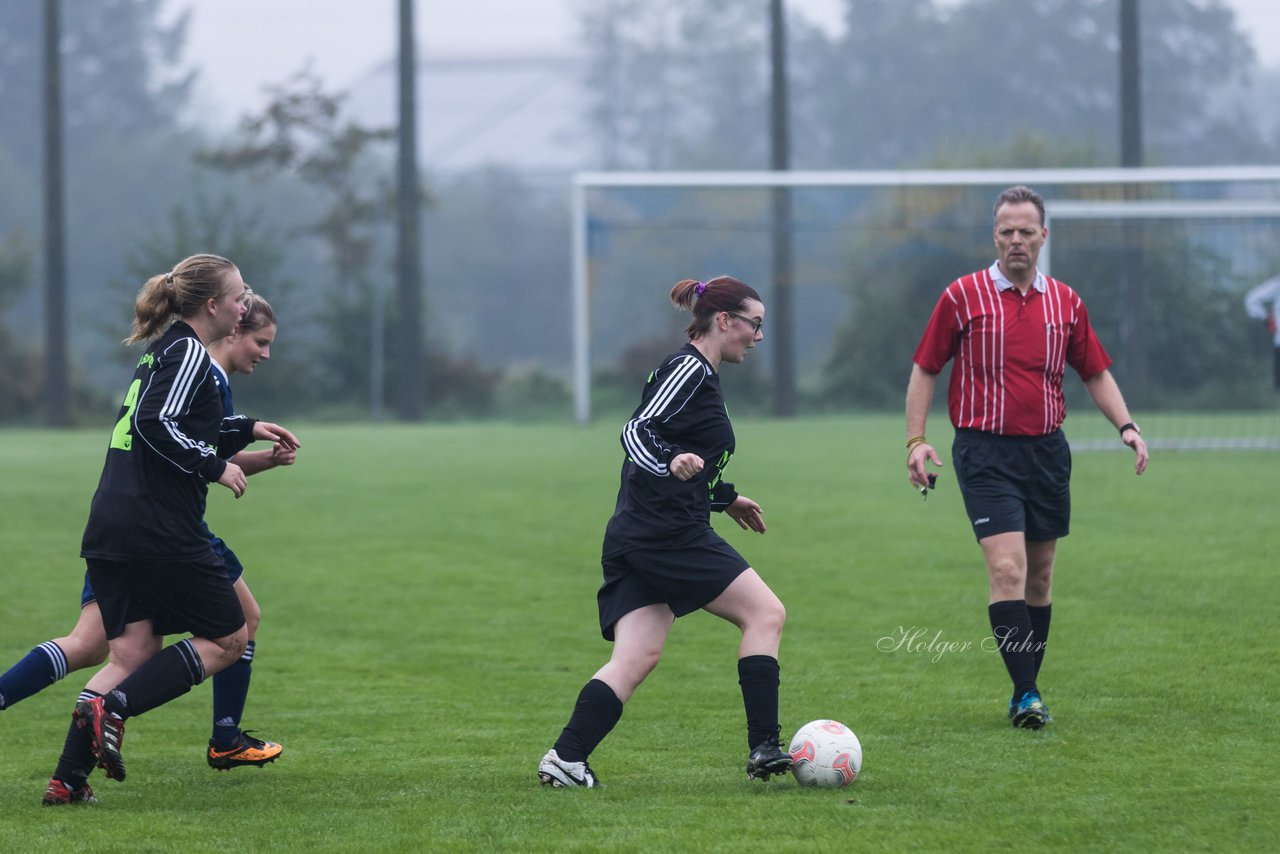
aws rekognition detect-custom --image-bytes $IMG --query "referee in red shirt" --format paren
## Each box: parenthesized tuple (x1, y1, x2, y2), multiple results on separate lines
(905, 186, 1148, 729)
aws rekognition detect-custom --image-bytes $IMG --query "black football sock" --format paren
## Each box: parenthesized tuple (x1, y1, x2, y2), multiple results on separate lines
(52, 690, 102, 789)
(1027, 603, 1052, 679)
(553, 679, 623, 763)
(103, 639, 205, 720)
(988, 600, 1038, 701)
(738, 654, 781, 749)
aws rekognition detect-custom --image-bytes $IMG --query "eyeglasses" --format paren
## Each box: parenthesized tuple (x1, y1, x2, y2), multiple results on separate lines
(727, 312, 763, 334)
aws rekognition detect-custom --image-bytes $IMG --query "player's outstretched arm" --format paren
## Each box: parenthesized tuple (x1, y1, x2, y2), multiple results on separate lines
(233, 445, 297, 476)
(253, 420, 300, 451)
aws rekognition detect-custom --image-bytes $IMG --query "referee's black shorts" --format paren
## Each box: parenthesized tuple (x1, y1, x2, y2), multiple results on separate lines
(951, 428, 1071, 542)
(597, 529, 749, 641)
(87, 556, 246, 641)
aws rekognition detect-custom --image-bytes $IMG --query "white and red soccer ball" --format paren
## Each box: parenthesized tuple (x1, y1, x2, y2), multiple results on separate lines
(788, 719, 862, 788)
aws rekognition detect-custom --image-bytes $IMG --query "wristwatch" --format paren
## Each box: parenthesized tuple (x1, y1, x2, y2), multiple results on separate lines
(1118, 421, 1141, 436)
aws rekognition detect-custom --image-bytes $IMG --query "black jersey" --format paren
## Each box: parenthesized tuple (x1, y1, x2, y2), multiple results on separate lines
(81, 321, 258, 561)
(603, 343, 740, 557)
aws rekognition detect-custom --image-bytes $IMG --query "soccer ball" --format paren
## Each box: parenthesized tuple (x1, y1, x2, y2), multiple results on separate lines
(788, 719, 862, 788)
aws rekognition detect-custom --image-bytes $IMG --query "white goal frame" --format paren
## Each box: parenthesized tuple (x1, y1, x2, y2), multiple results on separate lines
(571, 165, 1280, 424)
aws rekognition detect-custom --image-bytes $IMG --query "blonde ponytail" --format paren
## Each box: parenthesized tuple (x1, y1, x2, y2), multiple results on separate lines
(123, 254, 239, 344)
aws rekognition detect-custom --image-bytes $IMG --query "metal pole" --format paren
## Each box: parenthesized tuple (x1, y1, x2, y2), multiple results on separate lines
(1119, 0, 1148, 403)
(571, 181, 590, 424)
(769, 0, 795, 416)
(395, 0, 425, 420)
(43, 0, 69, 426)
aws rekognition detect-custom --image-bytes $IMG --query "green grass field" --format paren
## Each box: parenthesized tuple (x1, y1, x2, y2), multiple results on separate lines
(1, 416, 1276, 852)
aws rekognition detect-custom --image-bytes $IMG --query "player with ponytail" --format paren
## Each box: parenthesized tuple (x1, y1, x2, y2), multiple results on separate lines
(538, 275, 792, 787)
(38, 255, 299, 805)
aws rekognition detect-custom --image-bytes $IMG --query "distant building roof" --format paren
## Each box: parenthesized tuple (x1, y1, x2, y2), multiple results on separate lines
(348, 50, 595, 183)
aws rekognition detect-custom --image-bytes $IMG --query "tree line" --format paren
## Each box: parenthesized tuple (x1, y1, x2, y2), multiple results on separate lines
(1, 0, 1276, 424)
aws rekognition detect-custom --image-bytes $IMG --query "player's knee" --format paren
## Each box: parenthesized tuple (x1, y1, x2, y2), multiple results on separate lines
(80, 638, 109, 669)
(58, 635, 108, 670)
(109, 635, 158, 672)
(216, 627, 248, 664)
(987, 557, 1025, 590)
(243, 605, 261, 638)
(632, 646, 663, 680)
(743, 595, 786, 639)
(1025, 565, 1052, 594)
(757, 599, 786, 638)
(613, 646, 662, 688)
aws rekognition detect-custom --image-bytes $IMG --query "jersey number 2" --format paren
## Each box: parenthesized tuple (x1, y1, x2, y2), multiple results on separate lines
(109, 379, 142, 451)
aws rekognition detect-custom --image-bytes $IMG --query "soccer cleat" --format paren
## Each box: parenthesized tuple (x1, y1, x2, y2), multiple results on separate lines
(42, 777, 97, 806)
(1009, 695, 1053, 724)
(1010, 691, 1048, 729)
(537, 748, 602, 788)
(746, 735, 794, 781)
(207, 731, 283, 770)
(73, 697, 126, 781)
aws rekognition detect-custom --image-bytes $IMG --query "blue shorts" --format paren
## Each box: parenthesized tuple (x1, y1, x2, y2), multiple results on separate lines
(209, 534, 245, 584)
(80, 529, 244, 607)
(80, 571, 95, 609)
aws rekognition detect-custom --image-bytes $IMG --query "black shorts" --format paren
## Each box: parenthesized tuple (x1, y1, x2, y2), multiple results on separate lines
(597, 530, 750, 641)
(952, 428, 1071, 542)
(79, 539, 243, 607)
(87, 557, 246, 641)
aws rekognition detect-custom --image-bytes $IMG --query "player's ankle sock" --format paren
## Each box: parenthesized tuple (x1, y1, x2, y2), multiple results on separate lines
(988, 600, 1038, 700)
(553, 679, 623, 763)
(737, 654, 781, 749)
(1027, 603, 1052, 679)
(104, 639, 205, 719)
(0, 641, 69, 710)
(211, 640, 254, 746)
(52, 690, 102, 788)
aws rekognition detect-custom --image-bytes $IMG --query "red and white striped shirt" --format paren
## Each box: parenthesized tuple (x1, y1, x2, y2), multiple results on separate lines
(913, 263, 1112, 436)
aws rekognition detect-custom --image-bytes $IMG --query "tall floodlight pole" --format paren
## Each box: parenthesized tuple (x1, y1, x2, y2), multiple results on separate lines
(395, 0, 426, 420)
(1119, 0, 1148, 402)
(43, 0, 69, 426)
(769, 0, 795, 416)
(1119, 0, 1143, 168)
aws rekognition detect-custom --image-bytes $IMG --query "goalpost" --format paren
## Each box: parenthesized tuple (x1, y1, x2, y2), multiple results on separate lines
(570, 166, 1280, 449)
(1043, 197, 1280, 450)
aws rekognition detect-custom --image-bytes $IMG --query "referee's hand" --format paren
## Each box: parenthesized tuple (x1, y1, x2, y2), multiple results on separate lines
(1124, 432, 1149, 475)
(218, 461, 247, 498)
(907, 443, 943, 490)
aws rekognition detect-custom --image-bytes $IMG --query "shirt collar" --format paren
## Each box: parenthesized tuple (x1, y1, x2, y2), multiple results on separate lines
(209, 358, 229, 386)
(990, 261, 1046, 294)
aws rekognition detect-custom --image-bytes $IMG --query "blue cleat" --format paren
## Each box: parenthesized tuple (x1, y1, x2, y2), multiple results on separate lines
(1010, 691, 1048, 729)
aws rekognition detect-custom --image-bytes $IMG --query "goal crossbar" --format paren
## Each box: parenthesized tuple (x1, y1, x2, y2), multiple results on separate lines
(571, 166, 1280, 424)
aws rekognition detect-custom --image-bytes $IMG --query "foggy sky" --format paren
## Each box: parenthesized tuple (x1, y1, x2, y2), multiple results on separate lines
(183, 0, 1280, 131)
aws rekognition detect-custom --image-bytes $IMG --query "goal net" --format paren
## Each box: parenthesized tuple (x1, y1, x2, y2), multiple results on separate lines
(570, 167, 1280, 451)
